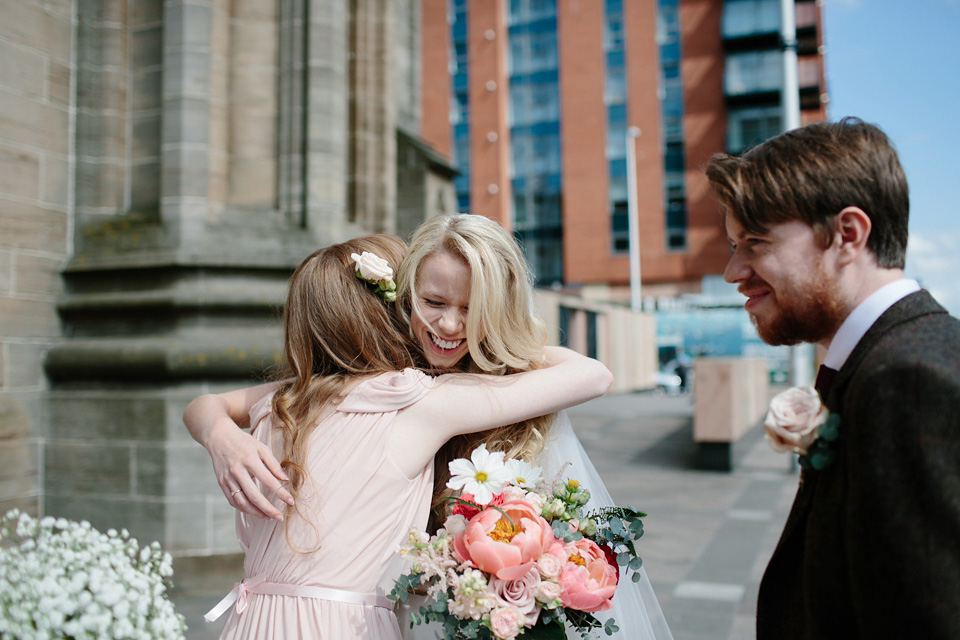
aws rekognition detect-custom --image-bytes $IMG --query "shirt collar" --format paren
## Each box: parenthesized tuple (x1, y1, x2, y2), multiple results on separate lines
(822, 278, 920, 370)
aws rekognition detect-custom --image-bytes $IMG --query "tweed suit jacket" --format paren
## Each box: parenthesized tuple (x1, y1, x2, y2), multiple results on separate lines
(757, 290, 960, 639)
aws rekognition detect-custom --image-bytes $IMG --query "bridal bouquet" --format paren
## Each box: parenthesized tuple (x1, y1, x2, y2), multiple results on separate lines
(0, 509, 187, 639)
(390, 445, 646, 639)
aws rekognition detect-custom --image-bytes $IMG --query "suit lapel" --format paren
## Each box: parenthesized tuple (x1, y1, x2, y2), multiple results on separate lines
(826, 290, 947, 412)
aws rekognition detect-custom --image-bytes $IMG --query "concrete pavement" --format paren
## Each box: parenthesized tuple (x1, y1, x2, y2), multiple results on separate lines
(172, 389, 798, 640)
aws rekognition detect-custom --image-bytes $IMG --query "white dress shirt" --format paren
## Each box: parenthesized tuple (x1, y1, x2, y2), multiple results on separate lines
(822, 278, 920, 371)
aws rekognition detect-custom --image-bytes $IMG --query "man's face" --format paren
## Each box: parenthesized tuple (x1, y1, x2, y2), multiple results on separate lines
(724, 214, 846, 346)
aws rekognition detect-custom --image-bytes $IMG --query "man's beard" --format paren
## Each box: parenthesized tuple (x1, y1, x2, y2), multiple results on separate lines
(749, 269, 846, 347)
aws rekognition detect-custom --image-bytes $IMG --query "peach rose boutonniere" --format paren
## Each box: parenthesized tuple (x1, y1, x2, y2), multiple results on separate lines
(764, 386, 841, 471)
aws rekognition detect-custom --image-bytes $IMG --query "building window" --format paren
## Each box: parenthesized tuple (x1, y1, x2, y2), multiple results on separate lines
(727, 106, 781, 153)
(725, 50, 782, 96)
(722, 0, 780, 38)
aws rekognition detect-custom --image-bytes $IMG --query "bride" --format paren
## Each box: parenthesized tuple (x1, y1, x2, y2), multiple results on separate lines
(190, 213, 674, 639)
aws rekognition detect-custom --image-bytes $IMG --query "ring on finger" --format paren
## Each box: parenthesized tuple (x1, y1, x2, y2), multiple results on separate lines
(231, 488, 243, 497)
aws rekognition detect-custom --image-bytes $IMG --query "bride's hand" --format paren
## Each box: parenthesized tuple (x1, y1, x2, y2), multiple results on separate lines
(205, 417, 294, 520)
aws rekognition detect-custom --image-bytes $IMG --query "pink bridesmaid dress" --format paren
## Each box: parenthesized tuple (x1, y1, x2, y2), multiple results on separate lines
(208, 369, 436, 639)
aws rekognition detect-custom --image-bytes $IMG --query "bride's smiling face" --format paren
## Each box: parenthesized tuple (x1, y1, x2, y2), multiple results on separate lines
(412, 250, 474, 368)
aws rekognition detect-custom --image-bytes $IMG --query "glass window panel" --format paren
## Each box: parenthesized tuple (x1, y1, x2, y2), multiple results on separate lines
(725, 50, 783, 95)
(722, 0, 780, 38)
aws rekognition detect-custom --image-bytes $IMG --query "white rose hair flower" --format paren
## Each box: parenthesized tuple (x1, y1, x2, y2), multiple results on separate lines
(446, 444, 513, 505)
(350, 251, 397, 301)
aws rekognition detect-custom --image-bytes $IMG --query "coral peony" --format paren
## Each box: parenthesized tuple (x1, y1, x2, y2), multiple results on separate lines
(454, 501, 554, 581)
(551, 539, 618, 612)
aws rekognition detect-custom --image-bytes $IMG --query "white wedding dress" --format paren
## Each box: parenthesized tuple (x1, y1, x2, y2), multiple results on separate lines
(398, 411, 674, 640)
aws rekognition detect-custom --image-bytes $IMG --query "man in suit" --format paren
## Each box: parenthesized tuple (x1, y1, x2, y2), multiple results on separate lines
(705, 118, 960, 639)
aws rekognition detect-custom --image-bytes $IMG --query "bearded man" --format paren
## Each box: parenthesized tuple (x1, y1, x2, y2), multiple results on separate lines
(706, 117, 960, 639)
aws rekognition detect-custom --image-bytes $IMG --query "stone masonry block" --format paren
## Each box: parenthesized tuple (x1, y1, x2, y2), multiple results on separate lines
(43, 494, 166, 547)
(0, 393, 38, 439)
(132, 66, 163, 111)
(231, 19, 278, 67)
(0, 38, 45, 98)
(229, 159, 276, 207)
(0, 144, 40, 201)
(0, 297, 59, 338)
(47, 393, 168, 440)
(169, 49, 212, 99)
(46, 60, 72, 107)
(45, 441, 132, 494)
(14, 253, 64, 297)
(0, 200, 67, 251)
(5, 342, 46, 388)
(132, 23, 163, 68)
(42, 152, 71, 208)
(161, 95, 209, 144)
(137, 441, 217, 497)
(0, 250, 11, 291)
(233, 0, 277, 21)
(165, 497, 219, 553)
(164, 2, 212, 51)
(132, 0, 164, 27)
(132, 113, 161, 160)
(0, 438, 39, 500)
(2, 0, 72, 62)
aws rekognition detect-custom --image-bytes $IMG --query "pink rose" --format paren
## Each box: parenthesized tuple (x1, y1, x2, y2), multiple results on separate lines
(453, 492, 505, 520)
(489, 607, 525, 640)
(489, 567, 541, 625)
(454, 500, 555, 581)
(551, 539, 618, 612)
(764, 386, 828, 455)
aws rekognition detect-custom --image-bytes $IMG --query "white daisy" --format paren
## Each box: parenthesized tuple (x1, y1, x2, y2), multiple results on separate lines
(446, 444, 512, 505)
(505, 458, 542, 489)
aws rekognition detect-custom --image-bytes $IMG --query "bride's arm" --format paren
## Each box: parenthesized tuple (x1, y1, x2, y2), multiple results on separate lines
(183, 381, 293, 520)
(393, 347, 613, 475)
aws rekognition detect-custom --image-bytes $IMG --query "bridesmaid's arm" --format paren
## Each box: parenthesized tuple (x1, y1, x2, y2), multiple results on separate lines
(183, 381, 293, 520)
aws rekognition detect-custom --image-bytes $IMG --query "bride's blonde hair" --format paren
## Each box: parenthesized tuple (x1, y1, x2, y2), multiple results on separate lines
(397, 213, 555, 524)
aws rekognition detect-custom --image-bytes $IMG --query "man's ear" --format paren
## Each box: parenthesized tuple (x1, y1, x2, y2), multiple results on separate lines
(834, 206, 871, 265)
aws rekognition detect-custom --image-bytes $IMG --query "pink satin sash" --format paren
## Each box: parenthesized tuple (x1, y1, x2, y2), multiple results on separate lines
(204, 573, 393, 622)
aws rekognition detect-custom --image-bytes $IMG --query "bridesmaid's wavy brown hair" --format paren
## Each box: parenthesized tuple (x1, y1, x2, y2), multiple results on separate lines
(272, 235, 418, 514)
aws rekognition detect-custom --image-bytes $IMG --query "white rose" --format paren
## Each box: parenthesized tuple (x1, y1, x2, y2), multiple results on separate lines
(350, 251, 393, 282)
(442, 514, 469, 537)
(764, 385, 828, 455)
(534, 580, 562, 607)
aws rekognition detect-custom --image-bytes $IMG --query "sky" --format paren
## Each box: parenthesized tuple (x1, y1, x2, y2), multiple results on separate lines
(822, 0, 960, 316)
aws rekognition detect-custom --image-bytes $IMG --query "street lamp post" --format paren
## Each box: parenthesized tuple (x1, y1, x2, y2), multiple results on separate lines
(780, 0, 812, 387)
(626, 126, 642, 312)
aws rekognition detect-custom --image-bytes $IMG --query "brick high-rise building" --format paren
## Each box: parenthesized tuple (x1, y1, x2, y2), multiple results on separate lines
(421, 0, 827, 298)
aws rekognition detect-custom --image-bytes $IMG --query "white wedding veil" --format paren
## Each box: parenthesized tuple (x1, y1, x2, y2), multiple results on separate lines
(539, 411, 673, 640)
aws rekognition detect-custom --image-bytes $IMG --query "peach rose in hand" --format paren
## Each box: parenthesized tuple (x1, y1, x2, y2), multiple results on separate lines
(454, 500, 555, 581)
(551, 539, 618, 612)
(764, 386, 828, 455)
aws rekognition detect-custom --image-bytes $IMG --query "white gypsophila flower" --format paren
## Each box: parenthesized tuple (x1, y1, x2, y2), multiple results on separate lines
(0, 509, 186, 640)
(448, 567, 497, 620)
(447, 444, 513, 505)
(504, 458, 542, 490)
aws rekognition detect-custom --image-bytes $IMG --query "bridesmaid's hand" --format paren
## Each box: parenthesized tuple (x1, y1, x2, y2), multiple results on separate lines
(205, 418, 294, 520)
